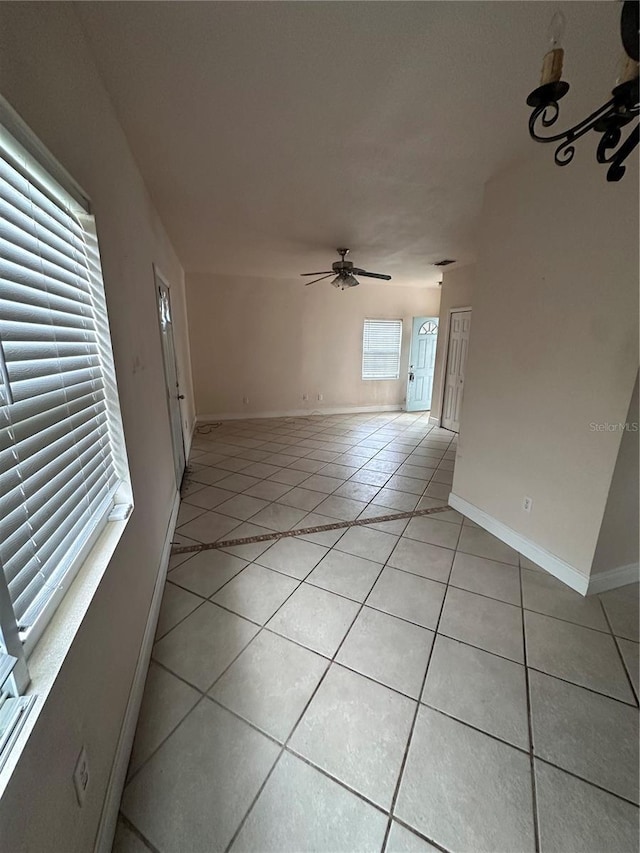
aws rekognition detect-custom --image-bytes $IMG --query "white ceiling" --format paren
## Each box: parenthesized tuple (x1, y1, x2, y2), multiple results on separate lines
(76, 1, 621, 287)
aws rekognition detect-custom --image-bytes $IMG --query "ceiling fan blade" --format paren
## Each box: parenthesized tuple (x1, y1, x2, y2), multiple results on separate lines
(300, 271, 331, 276)
(304, 274, 333, 286)
(353, 270, 392, 280)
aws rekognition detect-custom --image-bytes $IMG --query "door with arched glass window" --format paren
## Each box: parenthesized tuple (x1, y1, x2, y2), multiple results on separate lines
(406, 316, 439, 411)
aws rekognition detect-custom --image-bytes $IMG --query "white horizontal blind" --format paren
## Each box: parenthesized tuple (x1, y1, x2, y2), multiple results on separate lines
(362, 319, 402, 380)
(0, 128, 122, 641)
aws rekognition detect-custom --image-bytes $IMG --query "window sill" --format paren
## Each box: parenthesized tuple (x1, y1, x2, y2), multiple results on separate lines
(0, 517, 129, 798)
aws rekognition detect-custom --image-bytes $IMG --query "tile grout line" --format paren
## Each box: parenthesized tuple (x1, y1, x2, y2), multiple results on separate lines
(124, 693, 208, 786)
(273, 744, 391, 815)
(523, 663, 638, 708)
(117, 810, 163, 853)
(417, 701, 529, 756)
(153, 594, 209, 643)
(520, 562, 541, 853)
(598, 598, 639, 708)
(531, 755, 640, 809)
(380, 511, 464, 853)
(388, 816, 451, 853)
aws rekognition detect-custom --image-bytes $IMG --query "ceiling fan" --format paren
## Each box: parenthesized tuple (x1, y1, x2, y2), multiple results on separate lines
(301, 248, 392, 289)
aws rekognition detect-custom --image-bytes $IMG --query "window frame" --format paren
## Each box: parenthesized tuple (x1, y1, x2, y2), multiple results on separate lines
(0, 94, 132, 770)
(361, 318, 403, 381)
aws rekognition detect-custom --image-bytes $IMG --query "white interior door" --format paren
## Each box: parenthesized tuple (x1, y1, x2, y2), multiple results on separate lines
(155, 272, 186, 487)
(406, 316, 439, 412)
(442, 310, 471, 432)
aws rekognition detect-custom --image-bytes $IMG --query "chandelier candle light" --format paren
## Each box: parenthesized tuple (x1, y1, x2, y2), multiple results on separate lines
(526, 1, 639, 182)
(540, 12, 566, 86)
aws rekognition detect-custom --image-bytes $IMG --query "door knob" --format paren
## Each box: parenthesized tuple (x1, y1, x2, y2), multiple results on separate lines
(409, 372, 415, 382)
(177, 394, 185, 400)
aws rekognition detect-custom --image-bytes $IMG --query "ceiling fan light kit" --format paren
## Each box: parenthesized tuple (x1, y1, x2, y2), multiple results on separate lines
(526, 0, 639, 182)
(301, 248, 392, 291)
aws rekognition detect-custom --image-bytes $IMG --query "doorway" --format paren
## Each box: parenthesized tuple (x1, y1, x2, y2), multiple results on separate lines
(154, 267, 186, 488)
(406, 316, 439, 412)
(441, 309, 472, 432)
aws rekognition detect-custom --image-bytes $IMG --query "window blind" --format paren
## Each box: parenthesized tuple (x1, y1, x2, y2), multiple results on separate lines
(362, 319, 403, 380)
(0, 126, 123, 649)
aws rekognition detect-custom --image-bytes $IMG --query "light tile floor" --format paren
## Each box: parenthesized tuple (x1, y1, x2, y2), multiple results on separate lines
(113, 412, 639, 853)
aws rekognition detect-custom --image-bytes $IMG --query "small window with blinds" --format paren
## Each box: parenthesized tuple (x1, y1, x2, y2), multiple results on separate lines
(0, 98, 131, 711)
(362, 319, 403, 380)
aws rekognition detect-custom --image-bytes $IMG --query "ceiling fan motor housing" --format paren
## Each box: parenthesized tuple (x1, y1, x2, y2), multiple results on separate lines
(332, 259, 354, 272)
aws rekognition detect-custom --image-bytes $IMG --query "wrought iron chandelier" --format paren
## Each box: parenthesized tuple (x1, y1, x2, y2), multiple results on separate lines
(526, 1, 639, 182)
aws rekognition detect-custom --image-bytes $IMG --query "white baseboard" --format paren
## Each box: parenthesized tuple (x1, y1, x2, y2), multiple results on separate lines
(94, 490, 181, 853)
(196, 404, 403, 422)
(587, 562, 640, 595)
(448, 492, 590, 596)
(428, 416, 441, 426)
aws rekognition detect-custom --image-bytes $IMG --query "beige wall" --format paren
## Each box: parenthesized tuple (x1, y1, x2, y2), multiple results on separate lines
(430, 264, 475, 423)
(452, 151, 638, 578)
(0, 4, 194, 851)
(187, 273, 439, 418)
(591, 374, 639, 575)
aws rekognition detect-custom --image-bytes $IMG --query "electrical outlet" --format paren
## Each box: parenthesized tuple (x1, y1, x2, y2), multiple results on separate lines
(242, 396, 249, 405)
(73, 746, 89, 807)
(317, 393, 323, 402)
(523, 496, 533, 513)
(302, 393, 309, 401)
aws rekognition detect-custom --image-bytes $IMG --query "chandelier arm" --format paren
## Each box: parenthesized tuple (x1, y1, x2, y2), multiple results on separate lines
(527, 96, 637, 171)
(528, 97, 616, 146)
(598, 123, 640, 182)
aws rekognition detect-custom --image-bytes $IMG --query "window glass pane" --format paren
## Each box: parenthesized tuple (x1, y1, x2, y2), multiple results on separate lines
(362, 319, 402, 380)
